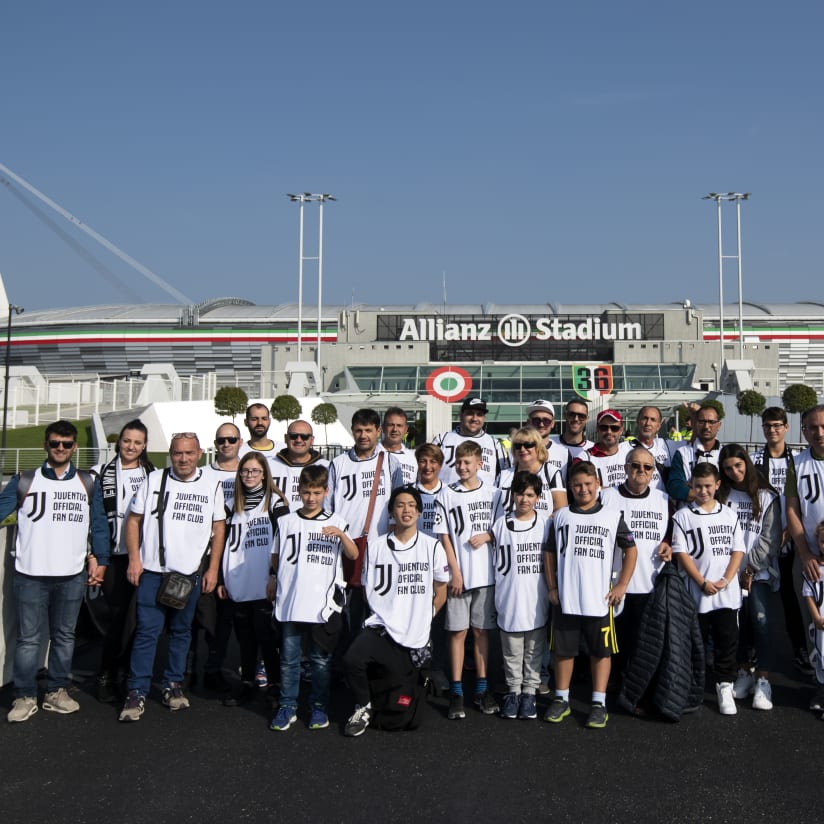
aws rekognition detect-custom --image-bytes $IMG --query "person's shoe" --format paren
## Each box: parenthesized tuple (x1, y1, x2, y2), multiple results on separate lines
(585, 702, 608, 729)
(203, 671, 233, 694)
(118, 690, 145, 722)
(716, 682, 737, 715)
(543, 696, 571, 724)
(538, 679, 551, 695)
(752, 677, 773, 711)
(430, 669, 450, 695)
(344, 704, 372, 737)
(255, 660, 268, 688)
(474, 690, 499, 715)
(500, 692, 519, 719)
(308, 705, 329, 730)
(96, 672, 117, 704)
(161, 682, 190, 711)
(7, 696, 38, 723)
(223, 681, 256, 707)
(732, 668, 754, 699)
(269, 705, 297, 731)
(42, 688, 80, 715)
(518, 693, 538, 720)
(794, 648, 815, 676)
(448, 693, 466, 720)
(810, 684, 824, 712)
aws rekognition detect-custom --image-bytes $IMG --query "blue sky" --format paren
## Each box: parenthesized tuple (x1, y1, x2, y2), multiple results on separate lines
(1, 1, 822, 312)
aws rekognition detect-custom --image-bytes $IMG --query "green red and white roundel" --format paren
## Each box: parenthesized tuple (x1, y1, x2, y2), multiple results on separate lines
(426, 366, 473, 403)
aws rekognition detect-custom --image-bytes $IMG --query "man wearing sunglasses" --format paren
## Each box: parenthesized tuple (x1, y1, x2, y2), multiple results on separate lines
(525, 399, 570, 484)
(203, 423, 244, 505)
(667, 402, 723, 506)
(270, 420, 328, 511)
(582, 410, 632, 490)
(551, 399, 594, 460)
(1, 420, 110, 722)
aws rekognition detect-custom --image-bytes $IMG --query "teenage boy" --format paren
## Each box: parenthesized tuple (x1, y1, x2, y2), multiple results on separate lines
(434, 441, 502, 719)
(268, 464, 359, 732)
(343, 486, 449, 736)
(486, 471, 551, 720)
(671, 463, 745, 715)
(543, 461, 637, 729)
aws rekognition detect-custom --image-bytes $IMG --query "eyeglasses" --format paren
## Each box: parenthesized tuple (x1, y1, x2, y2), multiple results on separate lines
(598, 424, 621, 432)
(47, 439, 75, 449)
(287, 432, 311, 441)
(215, 436, 239, 445)
(696, 418, 719, 426)
(762, 422, 786, 430)
(513, 442, 537, 450)
(240, 468, 263, 476)
(628, 461, 655, 472)
(566, 412, 587, 420)
(529, 417, 553, 427)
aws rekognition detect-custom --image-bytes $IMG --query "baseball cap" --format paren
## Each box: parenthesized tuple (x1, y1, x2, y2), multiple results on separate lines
(526, 400, 555, 418)
(597, 409, 623, 425)
(460, 397, 488, 414)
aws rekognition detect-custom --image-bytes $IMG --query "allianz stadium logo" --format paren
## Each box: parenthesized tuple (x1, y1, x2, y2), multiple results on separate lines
(398, 314, 643, 347)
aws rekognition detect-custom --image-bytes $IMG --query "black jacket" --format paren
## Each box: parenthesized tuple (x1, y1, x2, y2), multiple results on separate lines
(619, 563, 705, 721)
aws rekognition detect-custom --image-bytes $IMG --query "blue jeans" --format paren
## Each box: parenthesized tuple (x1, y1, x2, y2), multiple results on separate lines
(279, 621, 332, 711)
(740, 580, 777, 672)
(13, 570, 86, 698)
(127, 571, 201, 695)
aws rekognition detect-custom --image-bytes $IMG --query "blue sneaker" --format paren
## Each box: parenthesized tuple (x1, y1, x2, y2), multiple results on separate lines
(500, 692, 519, 719)
(308, 705, 329, 730)
(269, 705, 297, 732)
(255, 661, 268, 688)
(518, 693, 537, 720)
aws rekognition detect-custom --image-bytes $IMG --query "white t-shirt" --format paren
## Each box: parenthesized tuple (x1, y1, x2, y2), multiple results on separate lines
(415, 480, 444, 538)
(671, 501, 745, 613)
(433, 429, 509, 487)
(381, 444, 418, 486)
(274, 510, 349, 624)
(363, 530, 450, 648)
(497, 463, 564, 517)
(201, 463, 237, 507)
(491, 512, 551, 632)
(550, 435, 594, 461)
(269, 455, 330, 511)
(787, 448, 824, 557)
(582, 441, 633, 489)
(130, 468, 225, 575)
(433, 481, 501, 590)
(94, 458, 151, 554)
(601, 485, 670, 595)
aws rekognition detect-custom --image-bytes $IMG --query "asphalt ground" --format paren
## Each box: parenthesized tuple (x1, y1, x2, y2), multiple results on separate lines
(1, 623, 820, 824)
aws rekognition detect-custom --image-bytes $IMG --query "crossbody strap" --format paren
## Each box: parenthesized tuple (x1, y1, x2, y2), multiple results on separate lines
(361, 451, 385, 538)
(156, 468, 171, 568)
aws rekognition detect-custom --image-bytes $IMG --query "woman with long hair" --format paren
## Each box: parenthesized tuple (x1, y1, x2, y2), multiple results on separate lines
(94, 419, 155, 702)
(499, 426, 567, 514)
(219, 452, 289, 704)
(718, 443, 782, 711)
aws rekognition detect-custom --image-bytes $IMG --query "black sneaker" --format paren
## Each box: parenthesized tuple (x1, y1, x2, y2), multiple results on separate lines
(585, 702, 608, 729)
(543, 696, 571, 723)
(223, 682, 256, 707)
(344, 704, 372, 737)
(809, 685, 824, 712)
(448, 694, 466, 720)
(794, 649, 815, 676)
(96, 672, 117, 704)
(474, 690, 499, 715)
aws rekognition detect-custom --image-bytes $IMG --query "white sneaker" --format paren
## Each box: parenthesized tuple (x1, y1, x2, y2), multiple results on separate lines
(752, 677, 773, 711)
(732, 668, 754, 699)
(716, 682, 737, 715)
(7, 696, 38, 723)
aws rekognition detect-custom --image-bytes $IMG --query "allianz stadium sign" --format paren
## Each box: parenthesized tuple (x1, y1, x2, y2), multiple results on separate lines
(397, 314, 645, 347)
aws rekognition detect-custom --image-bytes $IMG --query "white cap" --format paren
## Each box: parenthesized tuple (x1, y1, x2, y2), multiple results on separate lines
(526, 399, 555, 417)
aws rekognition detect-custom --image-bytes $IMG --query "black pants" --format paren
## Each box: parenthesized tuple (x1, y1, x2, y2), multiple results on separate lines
(778, 551, 806, 652)
(613, 592, 650, 677)
(698, 608, 739, 684)
(344, 626, 412, 707)
(99, 555, 136, 675)
(225, 599, 279, 683)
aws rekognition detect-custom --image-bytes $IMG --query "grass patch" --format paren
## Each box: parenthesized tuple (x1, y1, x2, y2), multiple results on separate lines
(3, 420, 93, 449)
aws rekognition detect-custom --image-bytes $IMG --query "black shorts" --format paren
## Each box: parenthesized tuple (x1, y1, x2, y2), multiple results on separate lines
(550, 605, 616, 659)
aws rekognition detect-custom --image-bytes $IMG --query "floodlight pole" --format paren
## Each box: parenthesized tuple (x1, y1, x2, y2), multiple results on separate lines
(1, 303, 24, 479)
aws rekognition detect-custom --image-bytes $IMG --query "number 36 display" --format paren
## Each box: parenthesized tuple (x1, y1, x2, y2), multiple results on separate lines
(571, 364, 613, 401)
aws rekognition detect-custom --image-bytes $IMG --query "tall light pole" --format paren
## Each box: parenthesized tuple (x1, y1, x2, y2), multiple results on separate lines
(702, 192, 750, 367)
(2, 303, 24, 478)
(286, 193, 336, 376)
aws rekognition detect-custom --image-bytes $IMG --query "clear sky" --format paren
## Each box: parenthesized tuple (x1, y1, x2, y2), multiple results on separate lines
(1, 1, 822, 312)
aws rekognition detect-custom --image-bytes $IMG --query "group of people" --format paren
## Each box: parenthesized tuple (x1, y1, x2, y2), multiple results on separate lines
(3, 395, 824, 736)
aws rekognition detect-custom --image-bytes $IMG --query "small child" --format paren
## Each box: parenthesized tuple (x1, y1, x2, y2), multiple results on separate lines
(485, 471, 550, 720)
(268, 465, 359, 732)
(671, 462, 745, 716)
(434, 440, 502, 719)
(802, 521, 824, 715)
(544, 461, 637, 729)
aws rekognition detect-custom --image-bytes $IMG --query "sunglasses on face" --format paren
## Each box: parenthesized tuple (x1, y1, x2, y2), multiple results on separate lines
(566, 412, 587, 420)
(529, 417, 553, 427)
(628, 461, 655, 472)
(215, 436, 239, 445)
(47, 439, 75, 449)
(598, 424, 621, 432)
(513, 442, 536, 450)
(287, 433, 311, 441)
